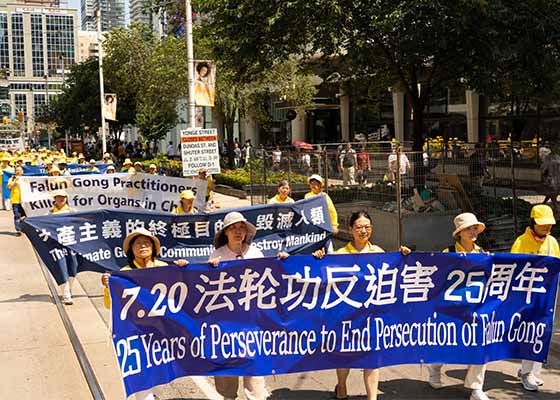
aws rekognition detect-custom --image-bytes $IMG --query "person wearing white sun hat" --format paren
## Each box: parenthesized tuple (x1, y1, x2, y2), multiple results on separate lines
(428, 212, 489, 400)
(208, 211, 288, 400)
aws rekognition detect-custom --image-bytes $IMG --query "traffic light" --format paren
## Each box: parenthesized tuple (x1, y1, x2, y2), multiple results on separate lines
(17, 111, 23, 122)
(2, 116, 8, 125)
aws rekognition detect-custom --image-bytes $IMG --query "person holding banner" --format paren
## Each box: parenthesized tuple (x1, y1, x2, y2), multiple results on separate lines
(198, 168, 214, 210)
(304, 174, 339, 233)
(102, 229, 189, 307)
(148, 163, 158, 175)
(58, 161, 71, 176)
(313, 210, 410, 400)
(106, 165, 116, 174)
(7, 166, 25, 236)
(133, 161, 144, 174)
(172, 190, 197, 214)
(208, 211, 288, 400)
(122, 158, 134, 173)
(511, 204, 559, 392)
(428, 212, 489, 400)
(49, 189, 78, 304)
(0, 155, 13, 210)
(88, 159, 100, 173)
(102, 228, 188, 400)
(268, 180, 295, 204)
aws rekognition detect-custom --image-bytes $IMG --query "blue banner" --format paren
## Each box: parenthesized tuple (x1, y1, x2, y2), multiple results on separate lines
(108, 252, 560, 397)
(21, 196, 334, 284)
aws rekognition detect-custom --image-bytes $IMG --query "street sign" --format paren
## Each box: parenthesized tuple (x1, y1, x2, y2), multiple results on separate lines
(180, 128, 221, 177)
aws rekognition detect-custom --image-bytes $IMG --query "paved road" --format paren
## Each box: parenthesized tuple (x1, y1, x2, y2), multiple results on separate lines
(2, 190, 560, 399)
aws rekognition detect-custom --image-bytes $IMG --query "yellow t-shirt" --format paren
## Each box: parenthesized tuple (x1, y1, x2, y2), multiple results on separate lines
(8, 176, 21, 204)
(442, 242, 483, 253)
(0, 165, 14, 187)
(268, 194, 295, 204)
(172, 204, 197, 214)
(335, 241, 384, 254)
(50, 204, 74, 214)
(511, 227, 560, 257)
(104, 259, 168, 309)
(304, 191, 339, 229)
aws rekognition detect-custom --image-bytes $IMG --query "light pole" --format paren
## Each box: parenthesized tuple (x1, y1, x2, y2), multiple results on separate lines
(44, 73, 50, 148)
(185, 0, 195, 128)
(96, 8, 107, 153)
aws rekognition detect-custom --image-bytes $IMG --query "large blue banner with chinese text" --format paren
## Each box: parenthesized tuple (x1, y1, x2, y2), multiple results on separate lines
(21, 196, 334, 284)
(109, 252, 560, 397)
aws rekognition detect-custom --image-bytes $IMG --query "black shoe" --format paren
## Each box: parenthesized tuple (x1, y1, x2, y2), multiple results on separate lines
(15, 232, 22, 237)
(332, 385, 349, 400)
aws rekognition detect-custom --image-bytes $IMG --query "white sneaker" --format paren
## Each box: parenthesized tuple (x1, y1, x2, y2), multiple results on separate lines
(62, 294, 73, 305)
(428, 366, 443, 389)
(519, 372, 539, 392)
(517, 369, 543, 386)
(470, 389, 489, 400)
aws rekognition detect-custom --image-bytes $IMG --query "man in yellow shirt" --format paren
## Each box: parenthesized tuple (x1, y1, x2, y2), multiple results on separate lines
(88, 159, 100, 173)
(7, 166, 25, 236)
(304, 174, 339, 233)
(511, 204, 559, 392)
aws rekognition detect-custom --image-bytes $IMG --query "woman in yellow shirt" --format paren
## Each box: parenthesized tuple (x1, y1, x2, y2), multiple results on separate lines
(49, 189, 78, 304)
(304, 174, 338, 233)
(314, 210, 410, 400)
(102, 229, 189, 309)
(268, 180, 295, 204)
(429, 212, 489, 400)
(172, 190, 197, 214)
(7, 166, 25, 236)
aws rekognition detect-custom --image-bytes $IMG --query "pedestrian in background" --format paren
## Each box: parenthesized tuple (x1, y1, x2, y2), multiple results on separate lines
(340, 142, 357, 186)
(428, 212, 489, 400)
(511, 204, 559, 392)
(356, 144, 371, 185)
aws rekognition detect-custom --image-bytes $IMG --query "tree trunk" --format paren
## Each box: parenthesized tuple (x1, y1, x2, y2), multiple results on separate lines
(411, 98, 424, 151)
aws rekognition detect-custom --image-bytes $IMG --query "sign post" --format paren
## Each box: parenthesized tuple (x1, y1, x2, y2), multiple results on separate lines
(180, 128, 221, 177)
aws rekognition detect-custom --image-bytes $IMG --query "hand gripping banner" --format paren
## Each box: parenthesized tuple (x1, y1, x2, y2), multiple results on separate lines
(108, 252, 560, 397)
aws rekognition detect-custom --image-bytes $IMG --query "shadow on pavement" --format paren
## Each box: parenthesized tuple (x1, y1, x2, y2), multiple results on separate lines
(0, 293, 88, 304)
(270, 388, 332, 399)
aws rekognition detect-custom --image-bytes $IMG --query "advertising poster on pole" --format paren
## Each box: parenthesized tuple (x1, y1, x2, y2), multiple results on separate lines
(180, 128, 221, 177)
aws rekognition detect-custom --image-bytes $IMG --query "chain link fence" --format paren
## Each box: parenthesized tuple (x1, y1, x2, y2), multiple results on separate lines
(240, 141, 551, 252)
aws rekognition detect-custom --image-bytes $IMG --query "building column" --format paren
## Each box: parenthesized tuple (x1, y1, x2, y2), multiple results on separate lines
(290, 111, 306, 142)
(466, 90, 479, 143)
(241, 115, 257, 144)
(392, 90, 405, 142)
(340, 86, 350, 141)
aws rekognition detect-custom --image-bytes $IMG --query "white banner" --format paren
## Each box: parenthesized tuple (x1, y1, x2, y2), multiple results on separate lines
(19, 173, 207, 217)
(0, 137, 23, 152)
(180, 128, 221, 177)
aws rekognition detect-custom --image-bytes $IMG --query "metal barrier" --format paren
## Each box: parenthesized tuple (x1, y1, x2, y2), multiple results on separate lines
(240, 142, 551, 252)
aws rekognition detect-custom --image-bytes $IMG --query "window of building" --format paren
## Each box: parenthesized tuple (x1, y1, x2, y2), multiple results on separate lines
(31, 15, 45, 78)
(33, 93, 46, 117)
(0, 13, 8, 70)
(46, 15, 75, 77)
(14, 93, 27, 117)
(11, 14, 25, 77)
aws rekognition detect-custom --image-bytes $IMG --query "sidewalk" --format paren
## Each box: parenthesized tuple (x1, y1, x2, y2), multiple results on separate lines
(0, 209, 125, 399)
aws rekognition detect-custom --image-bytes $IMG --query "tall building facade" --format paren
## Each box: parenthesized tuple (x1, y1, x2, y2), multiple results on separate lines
(80, 0, 125, 32)
(0, 3, 78, 130)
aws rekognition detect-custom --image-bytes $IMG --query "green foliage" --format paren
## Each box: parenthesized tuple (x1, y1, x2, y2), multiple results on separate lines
(215, 164, 308, 190)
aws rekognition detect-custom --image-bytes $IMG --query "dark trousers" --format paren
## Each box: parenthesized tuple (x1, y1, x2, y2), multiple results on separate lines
(12, 203, 25, 232)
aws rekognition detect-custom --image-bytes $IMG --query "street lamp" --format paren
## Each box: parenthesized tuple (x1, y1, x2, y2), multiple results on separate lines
(96, 8, 107, 153)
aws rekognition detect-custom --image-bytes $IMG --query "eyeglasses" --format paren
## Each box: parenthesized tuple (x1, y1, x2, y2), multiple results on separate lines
(353, 225, 372, 231)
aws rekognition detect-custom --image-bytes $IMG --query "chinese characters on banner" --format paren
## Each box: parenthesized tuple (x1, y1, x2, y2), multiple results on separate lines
(180, 128, 221, 176)
(21, 196, 334, 284)
(109, 252, 560, 397)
